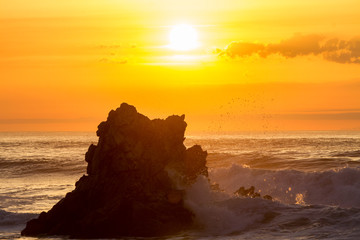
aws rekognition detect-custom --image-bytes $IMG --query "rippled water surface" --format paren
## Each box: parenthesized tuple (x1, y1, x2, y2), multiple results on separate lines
(1, 131, 360, 239)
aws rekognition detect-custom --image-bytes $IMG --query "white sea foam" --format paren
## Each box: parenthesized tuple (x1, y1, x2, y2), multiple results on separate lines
(184, 176, 280, 235)
(0, 210, 36, 227)
(184, 172, 360, 238)
(1, 132, 360, 239)
(209, 164, 360, 208)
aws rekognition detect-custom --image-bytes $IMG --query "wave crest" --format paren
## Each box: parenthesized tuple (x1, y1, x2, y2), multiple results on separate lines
(210, 164, 360, 208)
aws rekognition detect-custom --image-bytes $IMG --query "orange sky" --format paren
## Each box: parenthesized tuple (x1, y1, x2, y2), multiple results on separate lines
(1, 0, 360, 133)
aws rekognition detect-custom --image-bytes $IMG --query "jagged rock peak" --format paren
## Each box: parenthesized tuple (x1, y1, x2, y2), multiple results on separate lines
(22, 103, 208, 238)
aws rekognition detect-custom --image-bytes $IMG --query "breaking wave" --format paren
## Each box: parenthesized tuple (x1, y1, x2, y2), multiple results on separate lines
(0, 210, 37, 227)
(209, 164, 360, 208)
(184, 172, 360, 238)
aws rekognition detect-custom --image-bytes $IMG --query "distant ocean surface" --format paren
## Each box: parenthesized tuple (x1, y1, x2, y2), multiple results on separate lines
(1, 131, 360, 239)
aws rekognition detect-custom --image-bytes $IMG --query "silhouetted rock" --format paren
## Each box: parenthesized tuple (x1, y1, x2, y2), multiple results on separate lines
(234, 186, 256, 197)
(22, 103, 208, 238)
(263, 195, 273, 201)
(234, 186, 272, 200)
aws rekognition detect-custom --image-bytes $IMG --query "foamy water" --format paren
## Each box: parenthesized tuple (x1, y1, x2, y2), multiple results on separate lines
(1, 131, 360, 239)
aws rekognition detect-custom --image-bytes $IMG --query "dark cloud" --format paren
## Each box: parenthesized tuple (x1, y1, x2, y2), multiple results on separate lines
(218, 34, 360, 64)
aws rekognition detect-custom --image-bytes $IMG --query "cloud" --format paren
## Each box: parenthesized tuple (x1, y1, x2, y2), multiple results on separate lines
(96, 44, 137, 49)
(96, 44, 123, 49)
(96, 43, 137, 64)
(265, 34, 324, 58)
(218, 34, 360, 64)
(322, 37, 360, 64)
(99, 57, 127, 64)
(219, 42, 264, 58)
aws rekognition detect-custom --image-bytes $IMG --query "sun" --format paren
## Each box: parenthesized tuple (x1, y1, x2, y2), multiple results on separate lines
(168, 24, 199, 51)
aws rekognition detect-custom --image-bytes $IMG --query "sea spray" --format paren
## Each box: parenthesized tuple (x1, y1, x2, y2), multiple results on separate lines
(2, 132, 360, 239)
(210, 164, 360, 207)
(184, 173, 360, 238)
(184, 175, 273, 235)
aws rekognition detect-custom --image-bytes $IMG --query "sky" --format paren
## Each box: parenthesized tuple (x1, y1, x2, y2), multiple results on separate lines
(1, 0, 360, 133)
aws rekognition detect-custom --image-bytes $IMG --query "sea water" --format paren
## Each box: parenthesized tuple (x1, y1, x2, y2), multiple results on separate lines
(1, 131, 360, 239)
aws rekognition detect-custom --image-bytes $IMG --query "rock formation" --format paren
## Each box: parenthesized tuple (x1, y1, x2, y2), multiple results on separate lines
(234, 186, 273, 201)
(22, 103, 208, 238)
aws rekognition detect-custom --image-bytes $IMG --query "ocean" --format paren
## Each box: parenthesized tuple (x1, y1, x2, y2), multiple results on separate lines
(1, 131, 360, 239)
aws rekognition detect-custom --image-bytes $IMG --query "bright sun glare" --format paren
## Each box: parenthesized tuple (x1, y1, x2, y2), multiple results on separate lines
(168, 24, 199, 51)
